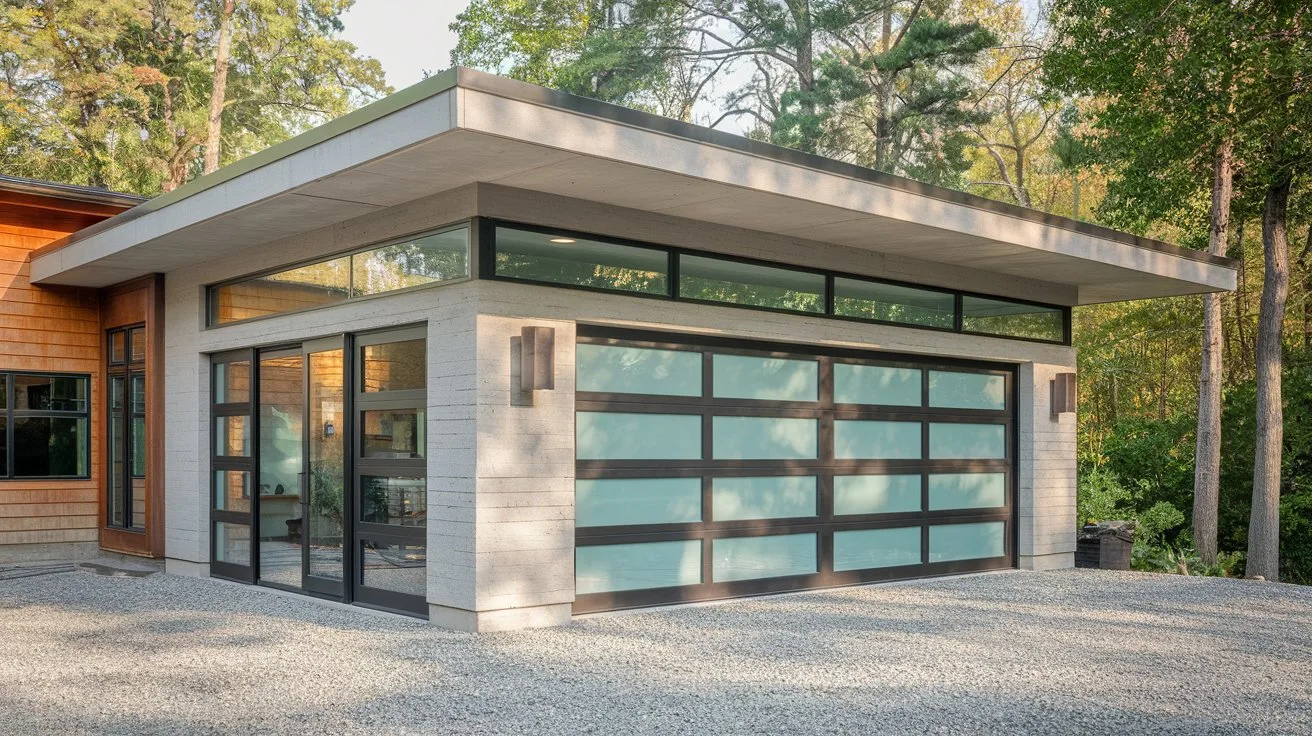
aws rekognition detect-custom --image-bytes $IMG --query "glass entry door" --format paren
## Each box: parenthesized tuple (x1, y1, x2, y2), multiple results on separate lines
(302, 336, 348, 597)
(254, 338, 348, 596)
(255, 350, 305, 589)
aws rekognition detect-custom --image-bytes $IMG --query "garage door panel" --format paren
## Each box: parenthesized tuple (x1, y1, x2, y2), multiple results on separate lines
(574, 327, 1016, 613)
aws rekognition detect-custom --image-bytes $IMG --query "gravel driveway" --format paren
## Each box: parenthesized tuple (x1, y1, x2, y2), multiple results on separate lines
(0, 568, 1308, 735)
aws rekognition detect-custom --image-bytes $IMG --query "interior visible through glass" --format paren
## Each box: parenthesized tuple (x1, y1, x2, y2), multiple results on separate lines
(306, 348, 346, 583)
(257, 353, 305, 589)
(361, 339, 426, 392)
(494, 226, 668, 295)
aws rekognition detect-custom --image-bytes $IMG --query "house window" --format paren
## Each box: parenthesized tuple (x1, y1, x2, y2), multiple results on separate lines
(485, 220, 1072, 345)
(0, 372, 90, 479)
(207, 225, 470, 326)
(107, 326, 147, 528)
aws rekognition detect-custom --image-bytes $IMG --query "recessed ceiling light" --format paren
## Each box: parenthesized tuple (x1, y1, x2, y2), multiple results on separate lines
(549, 237, 576, 244)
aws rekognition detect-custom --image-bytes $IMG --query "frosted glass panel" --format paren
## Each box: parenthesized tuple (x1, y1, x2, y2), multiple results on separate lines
(928, 473, 1006, 510)
(576, 478, 703, 527)
(712, 416, 817, 459)
(576, 412, 702, 460)
(713, 534, 817, 582)
(834, 363, 921, 406)
(712, 354, 817, 401)
(834, 527, 922, 571)
(576, 344, 702, 396)
(929, 521, 1006, 562)
(929, 423, 1006, 459)
(712, 476, 817, 521)
(834, 420, 921, 459)
(928, 371, 1006, 410)
(834, 474, 921, 515)
(576, 540, 702, 594)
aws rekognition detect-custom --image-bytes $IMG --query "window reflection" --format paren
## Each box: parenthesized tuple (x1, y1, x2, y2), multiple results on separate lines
(679, 255, 824, 313)
(362, 409, 425, 458)
(209, 226, 469, 325)
(361, 339, 425, 392)
(361, 476, 426, 526)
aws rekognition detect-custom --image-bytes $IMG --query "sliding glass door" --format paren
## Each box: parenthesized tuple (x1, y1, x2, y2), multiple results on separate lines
(256, 350, 304, 590)
(303, 336, 348, 597)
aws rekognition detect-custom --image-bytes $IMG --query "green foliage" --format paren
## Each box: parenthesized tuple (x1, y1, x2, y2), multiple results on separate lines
(1043, 0, 1238, 234)
(1135, 501, 1186, 548)
(1133, 543, 1244, 578)
(1081, 348, 1312, 584)
(452, 0, 1000, 185)
(1100, 415, 1196, 518)
(0, 0, 387, 194)
(1076, 465, 1132, 525)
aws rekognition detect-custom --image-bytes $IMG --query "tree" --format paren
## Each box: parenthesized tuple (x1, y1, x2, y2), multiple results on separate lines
(450, 0, 719, 121)
(963, 2, 1057, 208)
(0, 0, 388, 194)
(1239, 1, 1310, 580)
(1045, 0, 1241, 565)
(205, 0, 237, 174)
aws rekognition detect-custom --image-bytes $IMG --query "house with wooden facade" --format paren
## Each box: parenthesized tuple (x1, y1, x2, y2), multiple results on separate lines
(13, 70, 1236, 630)
(0, 176, 149, 562)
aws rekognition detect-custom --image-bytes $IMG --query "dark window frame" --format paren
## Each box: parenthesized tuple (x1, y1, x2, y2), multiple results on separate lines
(204, 223, 472, 328)
(572, 326, 1017, 613)
(209, 348, 256, 582)
(480, 218, 1072, 345)
(106, 325, 149, 529)
(353, 325, 429, 615)
(0, 370, 92, 481)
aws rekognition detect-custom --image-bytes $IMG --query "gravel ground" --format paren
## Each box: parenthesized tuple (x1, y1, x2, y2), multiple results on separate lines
(0, 569, 1309, 735)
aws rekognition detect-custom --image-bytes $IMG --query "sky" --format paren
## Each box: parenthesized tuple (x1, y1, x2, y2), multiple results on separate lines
(339, 1, 466, 93)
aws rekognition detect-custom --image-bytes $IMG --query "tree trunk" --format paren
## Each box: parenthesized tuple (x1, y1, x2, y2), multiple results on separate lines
(205, 0, 237, 175)
(1301, 225, 1311, 350)
(1158, 338, 1169, 420)
(874, 5, 893, 170)
(1193, 139, 1232, 565)
(1072, 175, 1080, 220)
(1247, 174, 1291, 581)
(1234, 220, 1248, 369)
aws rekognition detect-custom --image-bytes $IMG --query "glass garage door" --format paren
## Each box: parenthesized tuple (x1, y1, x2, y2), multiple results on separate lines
(573, 327, 1015, 613)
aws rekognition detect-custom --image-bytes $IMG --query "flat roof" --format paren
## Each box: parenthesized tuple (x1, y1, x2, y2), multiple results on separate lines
(29, 67, 1235, 304)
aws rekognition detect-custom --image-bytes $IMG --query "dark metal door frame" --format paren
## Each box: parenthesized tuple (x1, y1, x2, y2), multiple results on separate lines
(301, 334, 352, 600)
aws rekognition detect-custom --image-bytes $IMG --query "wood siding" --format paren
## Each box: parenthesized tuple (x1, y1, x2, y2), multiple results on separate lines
(0, 195, 127, 561)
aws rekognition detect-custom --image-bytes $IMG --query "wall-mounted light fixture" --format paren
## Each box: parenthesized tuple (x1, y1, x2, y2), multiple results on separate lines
(1051, 373, 1077, 418)
(520, 326, 556, 392)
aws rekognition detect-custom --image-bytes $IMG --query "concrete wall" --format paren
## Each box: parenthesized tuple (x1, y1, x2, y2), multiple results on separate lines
(160, 181, 1077, 629)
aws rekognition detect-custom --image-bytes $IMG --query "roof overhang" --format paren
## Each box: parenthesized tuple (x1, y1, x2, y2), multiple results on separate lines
(0, 175, 146, 216)
(29, 68, 1235, 305)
